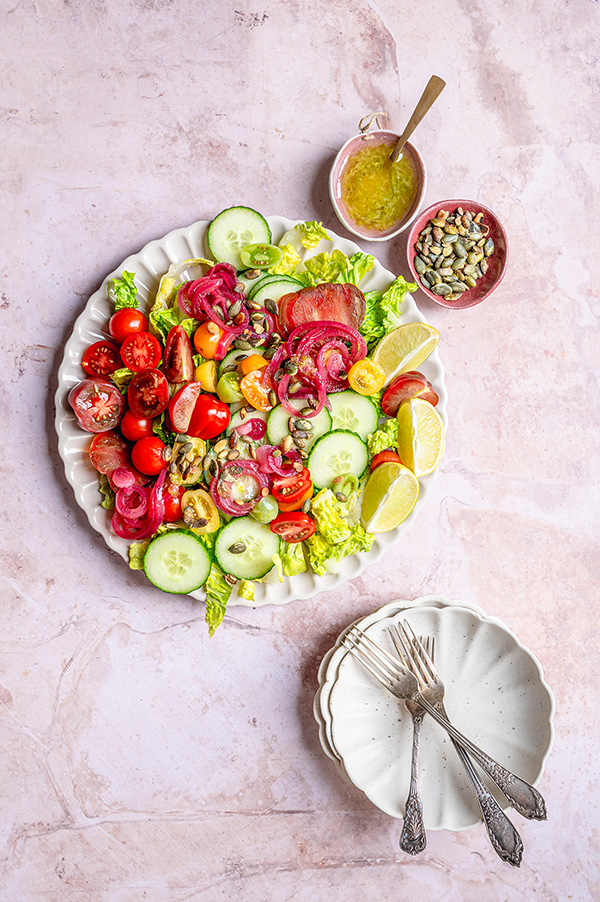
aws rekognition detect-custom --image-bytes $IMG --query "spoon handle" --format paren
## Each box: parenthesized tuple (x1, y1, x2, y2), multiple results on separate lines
(389, 75, 446, 163)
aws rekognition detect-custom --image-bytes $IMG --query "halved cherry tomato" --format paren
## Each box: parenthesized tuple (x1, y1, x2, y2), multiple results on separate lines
(270, 511, 316, 543)
(348, 359, 386, 395)
(188, 394, 231, 440)
(120, 410, 155, 441)
(239, 366, 274, 411)
(381, 370, 439, 417)
(162, 325, 194, 384)
(82, 340, 121, 377)
(272, 467, 313, 511)
(127, 369, 169, 418)
(131, 436, 165, 475)
(161, 482, 186, 522)
(89, 430, 130, 475)
(68, 378, 125, 433)
(370, 450, 402, 471)
(168, 382, 204, 433)
(120, 332, 162, 372)
(239, 354, 269, 376)
(193, 322, 225, 358)
(109, 308, 148, 343)
(195, 359, 218, 393)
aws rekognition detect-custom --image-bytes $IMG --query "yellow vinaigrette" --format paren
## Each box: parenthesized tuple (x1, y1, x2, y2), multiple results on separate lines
(340, 143, 418, 231)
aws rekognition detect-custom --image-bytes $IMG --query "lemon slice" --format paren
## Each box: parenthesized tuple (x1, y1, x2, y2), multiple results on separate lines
(361, 462, 420, 533)
(372, 323, 440, 386)
(396, 398, 445, 477)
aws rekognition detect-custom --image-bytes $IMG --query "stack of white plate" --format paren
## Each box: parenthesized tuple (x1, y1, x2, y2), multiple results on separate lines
(313, 596, 555, 831)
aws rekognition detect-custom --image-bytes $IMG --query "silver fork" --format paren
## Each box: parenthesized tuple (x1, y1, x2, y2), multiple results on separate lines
(342, 625, 547, 822)
(397, 638, 429, 855)
(390, 625, 524, 867)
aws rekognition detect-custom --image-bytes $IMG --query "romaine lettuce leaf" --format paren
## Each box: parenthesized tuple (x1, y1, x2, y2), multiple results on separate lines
(359, 275, 417, 349)
(237, 579, 255, 601)
(128, 539, 150, 570)
(268, 243, 302, 276)
(149, 302, 198, 342)
(298, 250, 375, 287)
(99, 474, 115, 510)
(305, 523, 374, 575)
(367, 418, 399, 456)
(204, 564, 232, 637)
(280, 541, 307, 576)
(108, 271, 138, 310)
(153, 258, 211, 310)
(310, 489, 352, 544)
(110, 367, 134, 394)
(298, 221, 331, 249)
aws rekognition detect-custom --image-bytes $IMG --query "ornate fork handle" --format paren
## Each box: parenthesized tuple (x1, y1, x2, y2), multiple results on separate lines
(435, 702, 523, 866)
(415, 695, 547, 820)
(399, 706, 427, 854)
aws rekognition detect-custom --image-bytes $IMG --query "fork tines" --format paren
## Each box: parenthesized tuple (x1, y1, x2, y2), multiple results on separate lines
(342, 626, 406, 689)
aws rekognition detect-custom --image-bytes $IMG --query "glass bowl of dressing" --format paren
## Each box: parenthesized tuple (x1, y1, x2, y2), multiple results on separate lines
(329, 126, 426, 242)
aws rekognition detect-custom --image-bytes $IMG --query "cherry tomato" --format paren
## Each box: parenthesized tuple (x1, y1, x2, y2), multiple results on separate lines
(272, 467, 313, 511)
(68, 378, 125, 433)
(370, 450, 402, 471)
(188, 394, 231, 440)
(120, 332, 162, 372)
(348, 359, 386, 395)
(239, 367, 274, 411)
(239, 243, 283, 270)
(195, 360, 218, 393)
(82, 340, 121, 377)
(89, 430, 130, 475)
(120, 410, 155, 441)
(193, 322, 225, 358)
(270, 511, 316, 543)
(168, 382, 204, 433)
(109, 308, 148, 343)
(381, 371, 439, 417)
(161, 482, 186, 522)
(131, 436, 165, 475)
(162, 325, 194, 384)
(127, 369, 169, 418)
(239, 354, 269, 376)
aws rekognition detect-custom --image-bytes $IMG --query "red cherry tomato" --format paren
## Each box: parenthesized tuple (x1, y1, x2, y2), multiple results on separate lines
(127, 369, 169, 418)
(270, 511, 316, 543)
(89, 430, 130, 475)
(188, 394, 231, 440)
(120, 332, 162, 372)
(120, 410, 155, 441)
(161, 482, 185, 522)
(82, 340, 121, 377)
(109, 308, 148, 343)
(68, 378, 125, 433)
(381, 371, 439, 417)
(272, 467, 313, 511)
(168, 382, 204, 434)
(370, 450, 402, 471)
(131, 436, 165, 475)
(162, 325, 194, 384)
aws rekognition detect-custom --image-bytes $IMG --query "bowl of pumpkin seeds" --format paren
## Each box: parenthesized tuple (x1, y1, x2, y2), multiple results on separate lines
(407, 199, 508, 308)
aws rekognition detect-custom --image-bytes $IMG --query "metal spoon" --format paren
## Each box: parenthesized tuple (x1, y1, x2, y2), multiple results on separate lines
(388, 75, 446, 164)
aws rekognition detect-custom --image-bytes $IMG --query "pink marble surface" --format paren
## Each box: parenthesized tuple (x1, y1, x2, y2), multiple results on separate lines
(2, 0, 599, 899)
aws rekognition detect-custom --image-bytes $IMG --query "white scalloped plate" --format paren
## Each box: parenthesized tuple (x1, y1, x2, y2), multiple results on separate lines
(55, 217, 447, 607)
(318, 597, 554, 830)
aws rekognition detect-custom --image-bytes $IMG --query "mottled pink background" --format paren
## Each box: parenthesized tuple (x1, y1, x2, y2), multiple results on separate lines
(1, 0, 599, 899)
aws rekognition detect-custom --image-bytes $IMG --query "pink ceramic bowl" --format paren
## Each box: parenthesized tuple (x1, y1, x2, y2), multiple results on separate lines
(329, 130, 426, 242)
(407, 199, 508, 309)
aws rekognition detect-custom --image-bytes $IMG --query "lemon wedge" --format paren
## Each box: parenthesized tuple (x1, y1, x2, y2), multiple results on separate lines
(396, 398, 445, 477)
(361, 462, 420, 533)
(372, 323, 440, 386)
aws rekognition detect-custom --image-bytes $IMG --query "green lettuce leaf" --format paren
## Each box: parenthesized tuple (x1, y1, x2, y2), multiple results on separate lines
(305, 524, 374, 576)
(367, 418, 399, 456)
(149, 302, 199, 343)
(204, 564, 233, 637)
(298, 250, 375, 287)
(237, 579, 255, 601)
(128, 540, 150, 570)
(280, 541, 307, 576)
(298, 221, 331, 249)
(110, 367, 134, 394)
(268, 243, 302, 276)
(359, 275, 417, 349)
(310, 489, 352, 544)
(108, 271, 138, 310)
(98, 474, 115, 510)
(153, 258, 211, 309)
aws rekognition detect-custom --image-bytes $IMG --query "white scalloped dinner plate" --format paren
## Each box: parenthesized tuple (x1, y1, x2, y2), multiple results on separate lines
(55, 217, 447, 607)
(316, 597, 554, 831)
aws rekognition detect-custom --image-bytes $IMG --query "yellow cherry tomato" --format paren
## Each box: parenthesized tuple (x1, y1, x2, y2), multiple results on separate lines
(348, 359, 386, 395)
(239, 367, 275, 411)
(195, 359, 218, 393)
(181, 488, 220, 533)
(239, 353, 269, 376)
(193, 322, 225, 358)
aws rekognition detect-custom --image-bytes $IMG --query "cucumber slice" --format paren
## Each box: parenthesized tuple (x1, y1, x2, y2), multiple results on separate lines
(327, 390, 379, 441)
(143, 529, 212, 594)
(207, 207, 271, 270)
(217, 346, 266, 380)
(247, 273, 302, 301)
(307, 429, 369, 489)
(214, 518, 280, 580)
(251, 278, 303, 308)
(266, 400, 331, 451)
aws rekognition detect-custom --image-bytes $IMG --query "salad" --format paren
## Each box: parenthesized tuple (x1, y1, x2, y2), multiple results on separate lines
(66, 207, 442, 635)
